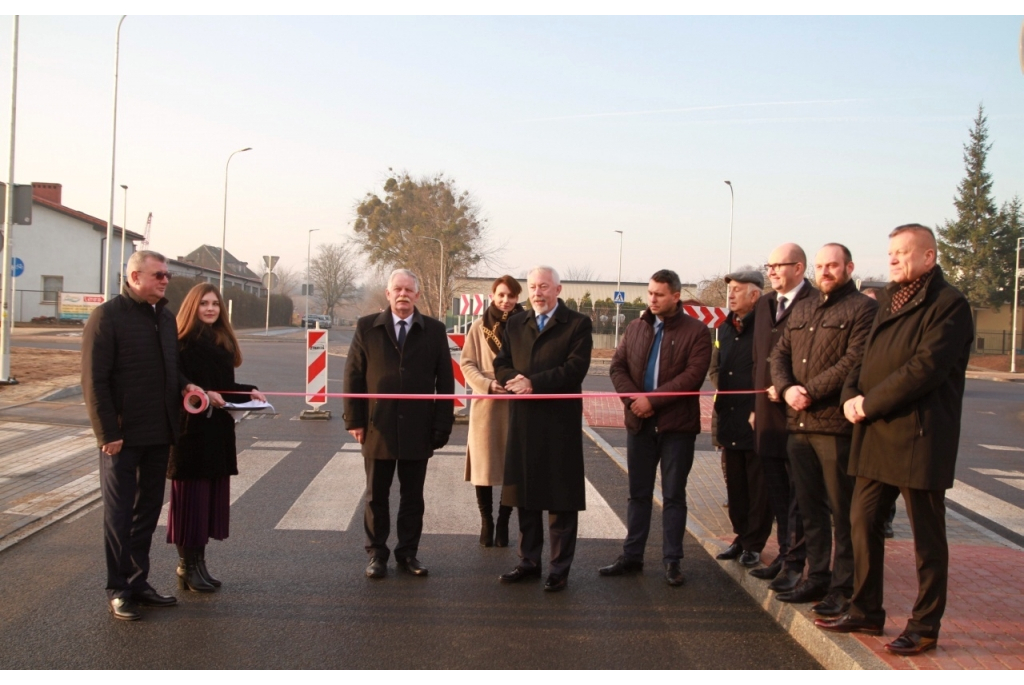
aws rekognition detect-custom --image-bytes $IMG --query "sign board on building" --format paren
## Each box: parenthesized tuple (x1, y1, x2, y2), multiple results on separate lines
(59, 292, 105, 321)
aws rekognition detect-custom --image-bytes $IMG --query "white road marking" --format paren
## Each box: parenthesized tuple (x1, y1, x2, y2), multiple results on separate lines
(978, 444, 1024, 452)
(948, 480, 1024, 537)
(972, 468, 1024, 477)
(158, 449, 292, 526)
(4, 471, 99, 517)
(579, 477, 629, 540)
(251, 441, 301, 449)
(276, 452, 365, 531)
(996, 478, 1024, 492)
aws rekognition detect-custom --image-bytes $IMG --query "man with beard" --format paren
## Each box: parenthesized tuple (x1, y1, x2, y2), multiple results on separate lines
(770, 244, 877, 614)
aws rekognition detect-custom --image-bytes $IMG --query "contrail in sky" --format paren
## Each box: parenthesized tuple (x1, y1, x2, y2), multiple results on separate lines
(511, 98, 872, 124)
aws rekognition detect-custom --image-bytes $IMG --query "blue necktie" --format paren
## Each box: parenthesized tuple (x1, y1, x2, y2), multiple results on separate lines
(537, 313, 548, 331)
(644, 322, 663, 392)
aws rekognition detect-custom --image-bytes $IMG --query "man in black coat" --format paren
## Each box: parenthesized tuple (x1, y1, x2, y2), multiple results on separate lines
(749, 243, 813, 593)
(709, 269, 772, 568)
(494, 266, 593, 592)
(770, 244, 878, 614)
(817, 225, 974, 657)
(82, 250, 197, 621)
(343, 269, 454, 580)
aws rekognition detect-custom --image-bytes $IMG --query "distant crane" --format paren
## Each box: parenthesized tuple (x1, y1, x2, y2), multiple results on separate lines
(140, 212, 152, 249)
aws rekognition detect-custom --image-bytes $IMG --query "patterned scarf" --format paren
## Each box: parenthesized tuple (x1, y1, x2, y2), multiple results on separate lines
(890, 266, 936, 313)
(731, 313, 745, 334)
(480, 301, 524, 356)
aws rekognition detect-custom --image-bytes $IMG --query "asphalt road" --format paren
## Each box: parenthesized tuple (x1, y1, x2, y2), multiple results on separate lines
(0, 338, 818, 669)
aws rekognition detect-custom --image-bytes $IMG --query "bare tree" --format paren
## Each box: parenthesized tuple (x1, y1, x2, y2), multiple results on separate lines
(310, 242, 360, 320)
(255, 262, 302, 296)
(564, 264, 599, 281)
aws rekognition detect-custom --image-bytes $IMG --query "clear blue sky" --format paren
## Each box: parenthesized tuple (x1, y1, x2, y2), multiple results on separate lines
(2, 15, 1022, 287)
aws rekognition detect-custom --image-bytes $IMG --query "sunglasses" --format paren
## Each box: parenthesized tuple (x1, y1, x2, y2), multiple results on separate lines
(150, 271, 172, 281)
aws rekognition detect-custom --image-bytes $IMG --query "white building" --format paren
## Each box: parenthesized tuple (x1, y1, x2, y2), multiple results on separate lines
(4, 183, 142, 322)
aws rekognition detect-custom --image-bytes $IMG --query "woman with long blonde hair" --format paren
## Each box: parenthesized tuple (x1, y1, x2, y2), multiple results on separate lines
(168, 283, 265, 592)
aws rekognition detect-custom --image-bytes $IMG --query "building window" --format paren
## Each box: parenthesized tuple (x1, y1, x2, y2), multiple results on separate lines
(42, 275, 63, 303)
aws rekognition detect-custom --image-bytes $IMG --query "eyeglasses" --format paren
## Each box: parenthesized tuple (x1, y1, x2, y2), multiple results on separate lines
(764, 262, 799, 272)
(150, 271, 172, 281)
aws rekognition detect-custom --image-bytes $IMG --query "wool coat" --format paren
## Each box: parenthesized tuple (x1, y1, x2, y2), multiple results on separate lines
(609, 303, 712, 435)
(82, 285, 189, 448)
(771, 278, 878, 436)
(462, 316, 511, 486)
(494, 300, 593, 511)
(343, 308, 455, 461)
(750, 281, 815, 458)
(709, 309, 756, 451)
(167, 329, 256, 481)
(840, 268, 973, 491)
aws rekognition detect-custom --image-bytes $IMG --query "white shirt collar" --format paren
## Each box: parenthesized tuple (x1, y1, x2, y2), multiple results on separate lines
(391, 311, 414, 327)
(778, 280, 806, 303)
(536, 302, 558, 320)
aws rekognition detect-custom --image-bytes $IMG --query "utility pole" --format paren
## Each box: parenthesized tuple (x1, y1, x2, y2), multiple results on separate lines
(0, 17, 19, 384)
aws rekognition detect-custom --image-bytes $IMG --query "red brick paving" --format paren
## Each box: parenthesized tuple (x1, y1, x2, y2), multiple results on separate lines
(583, 393, 713, 432)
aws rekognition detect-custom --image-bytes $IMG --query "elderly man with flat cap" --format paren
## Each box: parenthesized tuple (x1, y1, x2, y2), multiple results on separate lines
(709, 269, 772, 568)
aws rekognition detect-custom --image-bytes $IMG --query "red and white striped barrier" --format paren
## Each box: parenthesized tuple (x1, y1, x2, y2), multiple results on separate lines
(447, 333, 467, 409)
(683, 305, 728, 328)
(306, 328, 328, 409)
(459, 293, 488, 316)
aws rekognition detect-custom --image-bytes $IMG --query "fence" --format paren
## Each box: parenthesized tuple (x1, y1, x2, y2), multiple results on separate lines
(975, 329, 1024, 356)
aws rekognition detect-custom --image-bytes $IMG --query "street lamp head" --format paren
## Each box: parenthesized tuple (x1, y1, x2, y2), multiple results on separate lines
(614, 230, 623, 235)
(241, 147, 252, 152)
(120, 184, 127, 190)
(724, 180, 732, 186)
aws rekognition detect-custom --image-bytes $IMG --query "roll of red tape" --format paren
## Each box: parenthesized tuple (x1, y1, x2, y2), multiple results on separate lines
(184, 389, 210, 414)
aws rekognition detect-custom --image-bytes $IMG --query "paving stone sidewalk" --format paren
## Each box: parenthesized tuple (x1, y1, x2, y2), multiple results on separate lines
(583, 395, 1024, 670)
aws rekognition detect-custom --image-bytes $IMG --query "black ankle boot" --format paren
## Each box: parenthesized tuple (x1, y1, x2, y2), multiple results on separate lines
(495, 505, 512, 547)
(177, 547, 216, 592)
(197, 546, 221, 587)
(476, 486, 495, 547)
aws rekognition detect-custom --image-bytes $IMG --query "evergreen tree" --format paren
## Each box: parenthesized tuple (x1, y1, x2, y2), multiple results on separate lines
(938, 105, 1018, 308)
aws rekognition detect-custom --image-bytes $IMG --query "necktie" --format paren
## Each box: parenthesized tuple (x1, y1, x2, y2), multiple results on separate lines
(777, 295, 788, 319)
(397, 320, 407, 350)
(538, 313, 548, 331)
(643, 322, 664, 392)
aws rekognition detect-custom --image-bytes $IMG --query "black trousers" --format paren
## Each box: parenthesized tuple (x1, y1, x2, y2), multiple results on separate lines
(761, 454, 806, 572)
(723, 448, 772, 553)
(788, 433, 855, 593)
(99, 444, 170, 599)
(623, 424, 695, 563)
(364, 457, 429, 561)
(849, 477, 948, 637)
(518, 508, 578, 577)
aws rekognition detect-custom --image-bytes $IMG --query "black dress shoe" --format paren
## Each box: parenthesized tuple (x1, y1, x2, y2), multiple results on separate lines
(664, 561, 685, 587)
(499, 565, 541, 583)
(749, 556, 782, 580)
(775, 579, 829, 604)
(365, 557, 387, 579)
(598, 555, 644, 576)
(811, 590, 850, 617)
(883, 521, 895, 539)
(543, 574, 568, 592)
(396, 557, 428, 576)
(768, 568, 803, 593)
(108, 597, 142, 621)
(132, 588, 177, 607)
(738, 550, 760, 567)
(814, 613, 884, 636)
(884, 632, 937, 655)
(716, 542, 742, 560)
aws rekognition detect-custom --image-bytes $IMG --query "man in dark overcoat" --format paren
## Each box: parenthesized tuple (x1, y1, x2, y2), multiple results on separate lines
(343, 269, 454, 580)
(82, 250, 196, 621)
(494, 265, 593, 592)
(749, 242, 813, 593)
(816, 224, 974, 657)
(709, 269, 772, 568)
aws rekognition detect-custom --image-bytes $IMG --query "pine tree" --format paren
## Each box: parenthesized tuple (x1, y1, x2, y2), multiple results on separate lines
(938, 105, 1018, 308)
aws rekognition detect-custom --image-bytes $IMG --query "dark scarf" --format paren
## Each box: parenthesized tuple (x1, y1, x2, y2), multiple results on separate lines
(891, 266, 936, 313)
(480, 301, 524, 356)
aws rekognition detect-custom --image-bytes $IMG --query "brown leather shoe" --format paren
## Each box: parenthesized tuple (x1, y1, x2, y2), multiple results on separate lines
(814, 613, 884, 636)
(884, 632, 937, 656)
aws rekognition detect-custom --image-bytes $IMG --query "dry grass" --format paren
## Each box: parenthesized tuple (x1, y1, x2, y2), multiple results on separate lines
(0, 347, 81, 391)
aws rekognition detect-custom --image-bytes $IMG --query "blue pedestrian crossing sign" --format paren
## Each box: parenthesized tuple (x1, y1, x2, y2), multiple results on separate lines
(613, 290, 626, 305)
(11, 257, 24, 278)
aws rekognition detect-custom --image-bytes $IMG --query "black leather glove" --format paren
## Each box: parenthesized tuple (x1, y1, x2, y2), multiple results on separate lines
(431, 432, 450, 450)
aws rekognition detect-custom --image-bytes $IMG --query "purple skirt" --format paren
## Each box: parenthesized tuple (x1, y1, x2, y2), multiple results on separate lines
(166, 477, 231, 547)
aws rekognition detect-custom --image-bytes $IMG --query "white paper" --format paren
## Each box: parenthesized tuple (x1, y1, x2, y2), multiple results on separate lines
(222, 400, 276, 412)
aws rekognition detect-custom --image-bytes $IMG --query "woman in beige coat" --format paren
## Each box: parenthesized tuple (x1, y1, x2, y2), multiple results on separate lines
(462, 275, 523, 547)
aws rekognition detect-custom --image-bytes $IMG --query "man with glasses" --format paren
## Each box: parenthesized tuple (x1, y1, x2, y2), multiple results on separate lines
(748, 245, 814, 594)
(83, 250, 198, 621)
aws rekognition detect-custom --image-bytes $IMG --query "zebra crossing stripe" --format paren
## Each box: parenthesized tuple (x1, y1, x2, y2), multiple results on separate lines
(276, 452, 366, 531)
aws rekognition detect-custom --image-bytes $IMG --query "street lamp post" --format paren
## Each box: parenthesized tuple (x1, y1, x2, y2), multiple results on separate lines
(219, 147, 252, 295)
(724, 180, 734, 274)
(1012, 237, 1023, 373)
(103, 15, 127, 301)
(614, 230, 623, 348)
(118, 184, 127, 289)
(305, 228, 319, 325)
(417, 236, 445, 319)
(0, 17, 19, 384)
